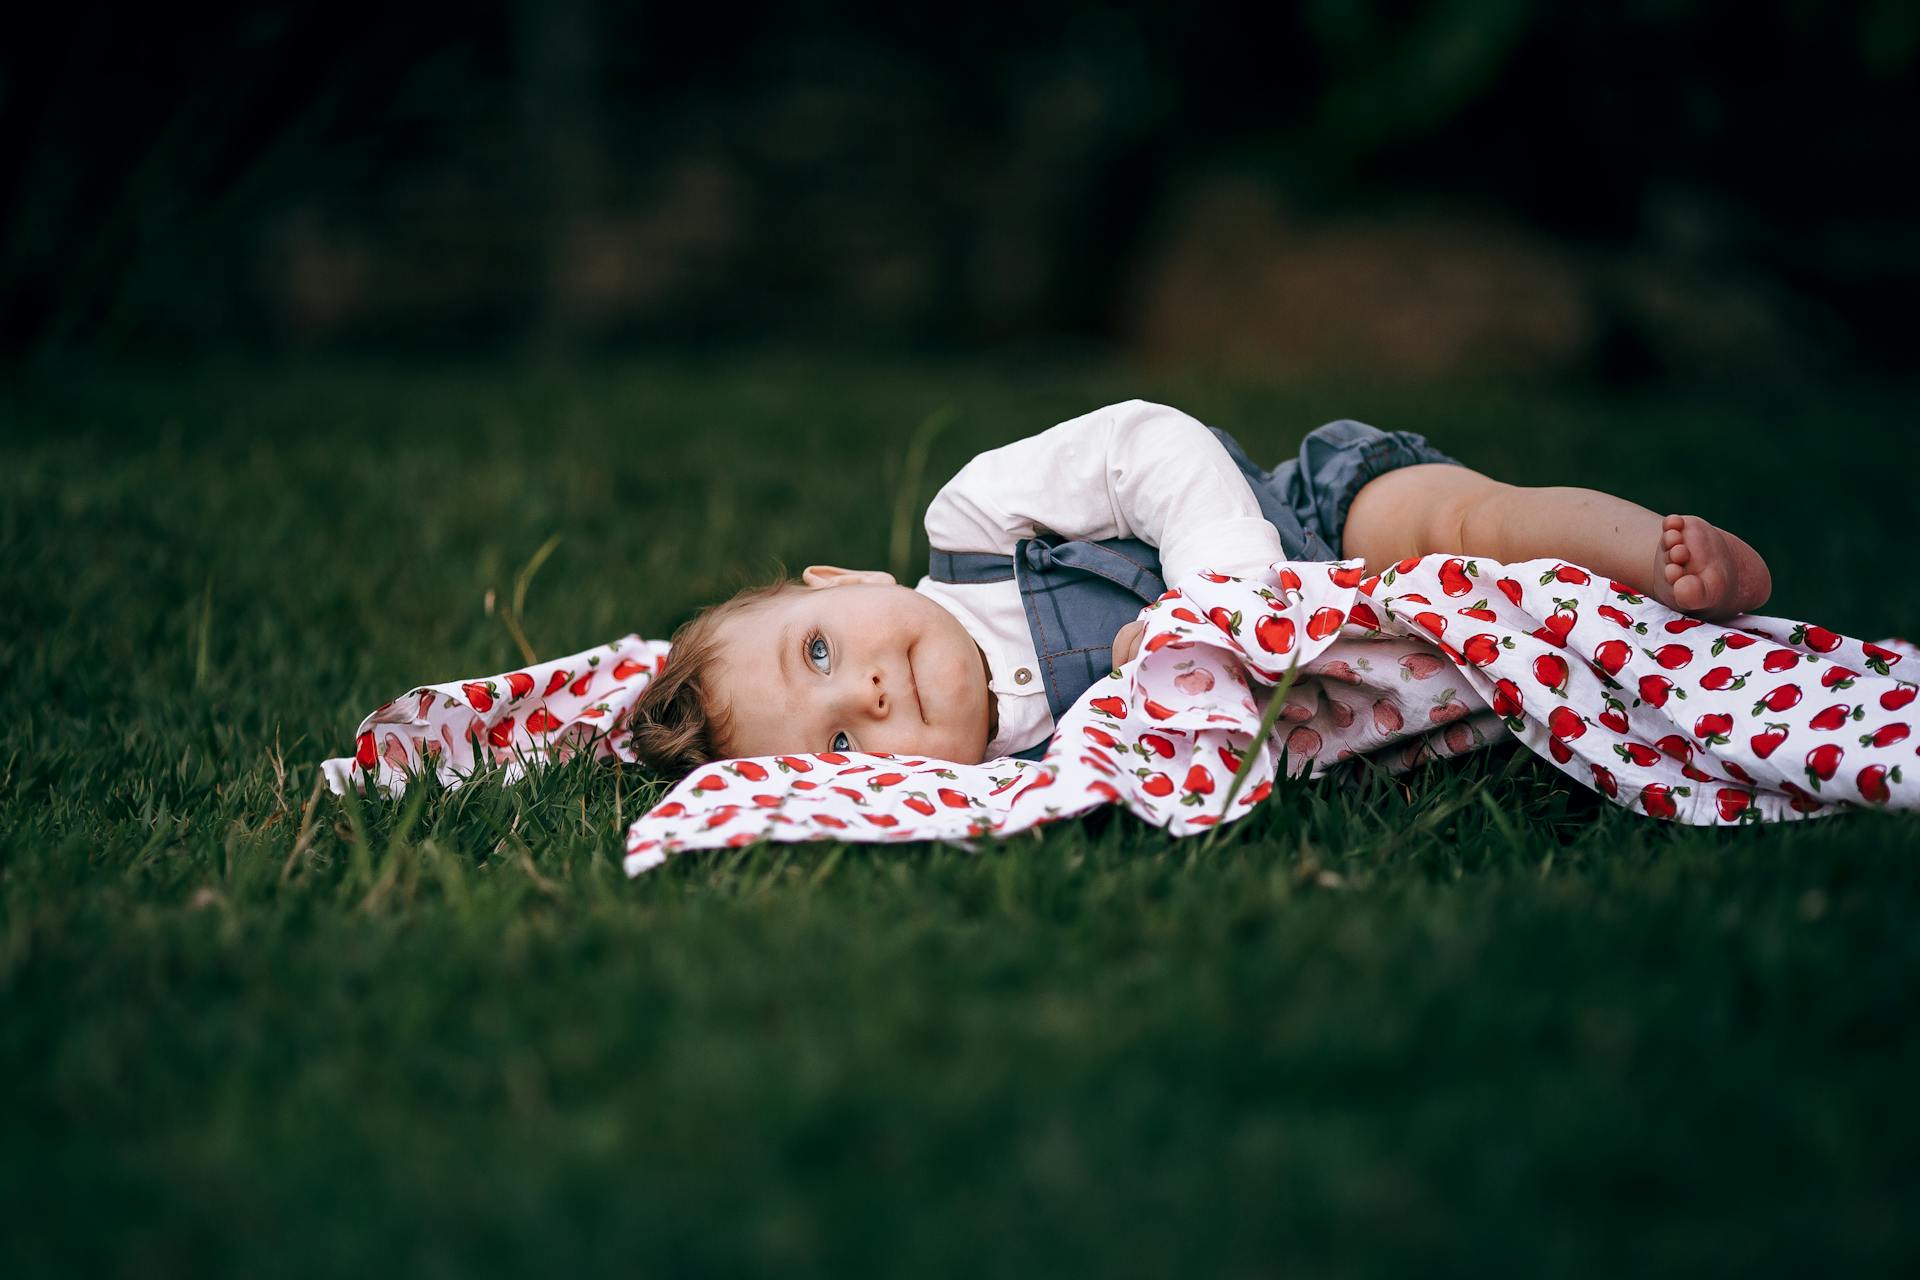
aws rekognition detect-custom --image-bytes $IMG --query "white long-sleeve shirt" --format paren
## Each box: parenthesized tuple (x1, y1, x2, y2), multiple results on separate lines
(913, 400, 1285, 757)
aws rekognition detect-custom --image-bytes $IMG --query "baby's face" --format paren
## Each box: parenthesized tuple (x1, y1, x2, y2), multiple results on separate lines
(707, 570, 993, 764)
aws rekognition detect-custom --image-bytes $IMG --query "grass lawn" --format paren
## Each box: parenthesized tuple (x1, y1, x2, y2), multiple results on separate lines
(3, 358, 1918, 1276)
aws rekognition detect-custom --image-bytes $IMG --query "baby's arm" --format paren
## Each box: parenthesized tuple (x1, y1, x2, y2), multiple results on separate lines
(924, 400, 1283, 586)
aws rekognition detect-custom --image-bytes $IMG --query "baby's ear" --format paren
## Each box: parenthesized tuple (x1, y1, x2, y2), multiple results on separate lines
(801, 565, 896, 589)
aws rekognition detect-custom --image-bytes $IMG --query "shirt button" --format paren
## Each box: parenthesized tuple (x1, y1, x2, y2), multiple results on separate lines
(1014, 667, 1033, 685)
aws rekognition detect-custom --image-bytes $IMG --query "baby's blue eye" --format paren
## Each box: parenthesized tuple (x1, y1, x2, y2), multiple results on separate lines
(807, 633, 830, 673)
(831, 731, 851, 752)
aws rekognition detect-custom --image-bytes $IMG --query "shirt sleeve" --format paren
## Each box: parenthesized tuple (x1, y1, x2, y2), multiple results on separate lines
(923, 399, 1285, 585)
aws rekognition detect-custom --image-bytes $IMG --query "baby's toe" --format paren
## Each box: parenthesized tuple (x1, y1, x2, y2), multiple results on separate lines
(1671, 571, 1709, 612)
(1664, 561, 1684, 583)
(1668, 541, 1690, 565)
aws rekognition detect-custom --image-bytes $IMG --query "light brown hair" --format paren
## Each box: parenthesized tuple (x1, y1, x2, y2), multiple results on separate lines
(629, 578, 799, 776)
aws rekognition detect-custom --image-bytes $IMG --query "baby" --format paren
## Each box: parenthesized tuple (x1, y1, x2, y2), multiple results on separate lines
(632, 401, 1771, 774)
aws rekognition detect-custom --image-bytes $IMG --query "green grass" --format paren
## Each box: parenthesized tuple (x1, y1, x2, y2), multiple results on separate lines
(3, 358, 1919, 1276)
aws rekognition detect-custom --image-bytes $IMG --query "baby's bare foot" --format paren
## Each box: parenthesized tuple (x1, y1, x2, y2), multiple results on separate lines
(1655, 514, 1772, 620)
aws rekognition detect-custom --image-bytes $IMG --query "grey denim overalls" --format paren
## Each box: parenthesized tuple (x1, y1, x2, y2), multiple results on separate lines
(926, 421, 1458, 760)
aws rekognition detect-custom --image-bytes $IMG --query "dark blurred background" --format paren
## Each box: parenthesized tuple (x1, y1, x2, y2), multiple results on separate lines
(4, 0, 1916, 381)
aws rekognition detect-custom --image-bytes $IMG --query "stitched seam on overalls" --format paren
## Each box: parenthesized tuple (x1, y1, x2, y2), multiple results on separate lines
(1071, 541, 1162, 592)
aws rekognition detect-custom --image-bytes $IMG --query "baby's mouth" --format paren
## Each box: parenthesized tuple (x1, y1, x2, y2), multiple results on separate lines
(908, 647, 926, 724)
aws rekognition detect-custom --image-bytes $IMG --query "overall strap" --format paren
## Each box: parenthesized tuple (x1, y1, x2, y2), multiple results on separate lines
(927, 548, 1016, 584)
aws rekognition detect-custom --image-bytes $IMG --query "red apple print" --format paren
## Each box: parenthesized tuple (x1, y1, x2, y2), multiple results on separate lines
(1307, 606, 1346, 640)
(1091, 696, 1127, 718)
(504, 671, 534, 700)
(1139, 771, 1174, 797)
(486, 717, 516, 748)
(1693, 713, 1734, 745)
(1820, 665, 1857, 690)
(776, 756, 814, 773)
(1328, 699, 1356, 729)
(1139, 733, 1176, 758)
(728, 760, 767, 782)
(867, 772, 907, 789)
(694, 773, 727, 792)
(862, 813, 900, 828)
(1200, 570, 1232, 583)
(1458, 604, 1498, 623)
(1638, 674, 1679, 707)
(750, 794, 783, 808)
(1591, 764, 1619, 798)
(1492, 678, 1525, 719)
(543, 670, 572, 698)
(1716, 788, 1754, 822)
(1081, 753, 1117, 777)
(1413, 611, 1447, 638)
(525, 708, 561, 734)
(355, 731, 378, 769)
(1548, 707, 1586, 740)
(1655, 734, 1693, 763)
(1534, 653, 1570, 692)
(1145, 631, 1180, 654)
(569, 671, 594, 697)
(1532, 617, 1571, 648)
(1087, 780, 1121, 803)
(1285, 726, 1323, 757)
(1883, 684, 1917, 711)
(1805, 742, 1844, 785)
(902, 795, 936, 816)
(1762, 649, 1799, 673)
(1593, 638, 1632, 675)
(1439, 558, 1473, 596)
(1216, 746, 1245, 774)
(817, 751, 849, 765)
(1278, 567, 1304, 591)
(1862, 722, 1910, 748)
(1608, 580, 1642, 599)
(1084, 726, 1119, 748)
(1429, 696, 1468, 725)
(1207, 606, 1241, 636)
(1723, 761, 1756, 784)
(1401, 653, 1447, 680)
(1596, 604, 1637, 630)
(652, 801, 687, 819)
(1143, 700, 1177, 721)
(1753, 684, 1801, 715)
(1441, 722, 1476, 755)
(1790, 623, 1841, 653)
(703, 806, 740, 829)
(461, 681, 496, 712)
(1255, 615, 1296, 655)
(1698, 666, 1746, 691)
(1172, 607, 1204, 625)
(1548, 736, 1573, 764)
(1862, 642, 1904, 675)
(1183, 765, 1215, 795)
(938, 788, 971, 808)
(1496, 577, 1524, 606)
(1638, 783, 1680, 820)
(1616, 741, 1661, 767)
(1174, 669, 1216, 695)
(1644, 644, 1693, 670)
(1808, 703, 1858, 731)
(1599, 697, 1630, 734)
(1347, 602, 1381, 631)
(813, 814, 847, 829)
(1372, 699, 1404, 733)
(1750, 723, 1790, 758)
(1775, 780, 1820, 813)
(1242, 781, 1274, 806)
(1714, 631, 1755, 651)
(1328, 563, 1365, 588)
(1463, 634, 1504, 667)
(1856, 764, 1900, 803)
(612, 658, 647, 681)
(1663, 618, 1705, 634)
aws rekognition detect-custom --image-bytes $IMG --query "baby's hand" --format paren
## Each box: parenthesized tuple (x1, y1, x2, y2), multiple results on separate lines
(1111, 619, 1146, 671)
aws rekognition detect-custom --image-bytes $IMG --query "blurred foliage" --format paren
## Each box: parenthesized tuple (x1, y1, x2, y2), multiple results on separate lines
(1, 1, 1916, 369)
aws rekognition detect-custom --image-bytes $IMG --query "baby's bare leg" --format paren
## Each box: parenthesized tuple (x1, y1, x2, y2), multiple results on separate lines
(1341, 464, 1771, 619)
